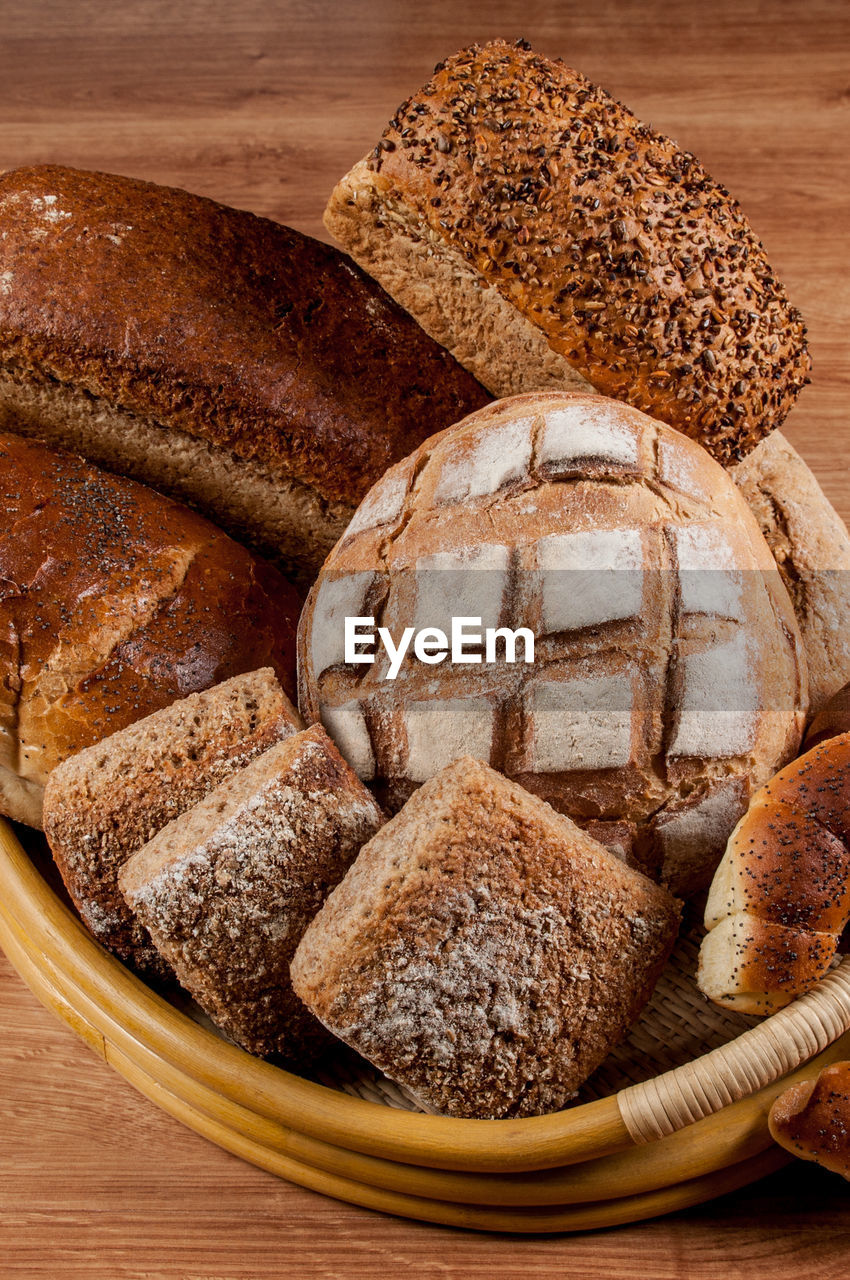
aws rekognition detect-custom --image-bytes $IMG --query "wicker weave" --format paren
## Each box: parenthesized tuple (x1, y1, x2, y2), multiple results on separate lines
(619, 957, 850, 1142)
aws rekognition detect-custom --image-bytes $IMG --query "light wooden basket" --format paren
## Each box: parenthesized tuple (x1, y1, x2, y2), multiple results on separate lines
(2, 817, 849, 1234)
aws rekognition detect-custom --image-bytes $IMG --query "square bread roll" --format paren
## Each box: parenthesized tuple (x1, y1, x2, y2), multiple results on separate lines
(44, 668, 303, 977)
(291, 756, 681, 1117)
(120, 725, 384, 1063)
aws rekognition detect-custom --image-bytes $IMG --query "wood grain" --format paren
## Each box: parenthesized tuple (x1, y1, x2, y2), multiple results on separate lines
(2, 944, 849, 1279)
(1, 0, 849, 1274)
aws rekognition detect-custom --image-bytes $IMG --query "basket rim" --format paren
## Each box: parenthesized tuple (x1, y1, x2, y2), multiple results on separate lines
(8, 911, 828, 1209)
(2, 817, 847, 1177)
(0, 897, 796, 1232)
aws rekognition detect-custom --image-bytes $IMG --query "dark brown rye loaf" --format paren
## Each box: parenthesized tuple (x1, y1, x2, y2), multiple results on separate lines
(0, 434, 301, 830)
(0, 165, 490, 579)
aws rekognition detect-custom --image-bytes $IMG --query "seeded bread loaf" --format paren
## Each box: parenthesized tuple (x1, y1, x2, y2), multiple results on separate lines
(299, 391, 807, 895)
(43, 669, 303, 977)
(291, 756, 681, 1118)
(731, 430, 850, 715)
(769, 1061, 850, 1179)
(120, 725, 385, 1061)
(0, 165, 490, 580)
(699, 732, 850, 1014)
(324, 39, 810, 464)
(0, 434, 301, 829)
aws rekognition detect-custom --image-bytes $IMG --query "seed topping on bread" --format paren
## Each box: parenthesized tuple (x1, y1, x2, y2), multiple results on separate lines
(327, 38, 810, 462)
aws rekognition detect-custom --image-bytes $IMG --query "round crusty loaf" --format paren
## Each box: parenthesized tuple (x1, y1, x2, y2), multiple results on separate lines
(299, 391, 807, 895)
(768, 1061, 850, 1179)
(699, 732, 850, 1014)
(730, 430, 850, 716)
(803, 680, 850, 751)
(324, 38, 810, 466)
(0, 433, 301, 828)
(0, 165, 490, 580)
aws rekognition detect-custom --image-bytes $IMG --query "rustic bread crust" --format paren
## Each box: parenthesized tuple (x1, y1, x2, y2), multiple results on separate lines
(731, 430, 850, 714)
(803, 680, 850, 751)
(43, 669, 302, 977)
(324, 39, 810, 464)
(0, 434, 301, 827)
(699, 732, 850, 1012)
(326, 160, 593, 400)
(120, 725, 384, 1062)
(0, 371, 352, 577)
(291, 756, 680, 1118)
(0, 165, 489, 574)
(299, 391, 807, 895)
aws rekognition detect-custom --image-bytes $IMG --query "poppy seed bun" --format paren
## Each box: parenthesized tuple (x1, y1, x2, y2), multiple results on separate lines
(700, 732, 850, 1013)
(769, 1061, 850, 1179)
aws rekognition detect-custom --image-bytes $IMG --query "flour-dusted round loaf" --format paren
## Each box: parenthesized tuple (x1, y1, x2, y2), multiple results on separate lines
(325, 39, 810, 465)
(299, 392, 807, 894)
(0, 434, 302, 828)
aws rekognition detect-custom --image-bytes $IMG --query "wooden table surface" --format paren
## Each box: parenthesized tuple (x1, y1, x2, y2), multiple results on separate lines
(1, 1, 848, 1275)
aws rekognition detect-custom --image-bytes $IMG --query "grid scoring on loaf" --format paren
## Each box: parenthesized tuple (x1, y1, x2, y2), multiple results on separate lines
(301, 394, 805, 883)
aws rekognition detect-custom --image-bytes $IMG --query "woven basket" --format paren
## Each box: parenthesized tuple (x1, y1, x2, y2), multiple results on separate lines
(2, 818, 849, 1233)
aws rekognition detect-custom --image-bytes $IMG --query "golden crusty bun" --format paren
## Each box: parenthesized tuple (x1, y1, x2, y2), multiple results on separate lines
(769, 1061, 850, 1179)
(700, 733, 850, 1014)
